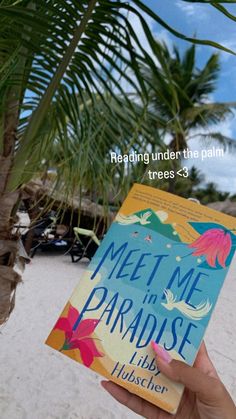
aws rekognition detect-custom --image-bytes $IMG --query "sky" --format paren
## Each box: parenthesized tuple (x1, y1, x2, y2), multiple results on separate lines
(135, 0, 236, 193)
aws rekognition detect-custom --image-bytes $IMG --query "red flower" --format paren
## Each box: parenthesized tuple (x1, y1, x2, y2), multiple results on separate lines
(54, 304, 103, 367)
(189, 228, 232, 268)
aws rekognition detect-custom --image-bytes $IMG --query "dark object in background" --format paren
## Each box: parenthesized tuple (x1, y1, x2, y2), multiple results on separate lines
(69, 228, 100, 263)
(21, 215, 70, 257)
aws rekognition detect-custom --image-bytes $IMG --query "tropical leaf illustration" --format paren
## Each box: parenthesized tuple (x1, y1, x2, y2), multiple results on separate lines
(116, 211, 152, 225)
(116, 209, 180, 242)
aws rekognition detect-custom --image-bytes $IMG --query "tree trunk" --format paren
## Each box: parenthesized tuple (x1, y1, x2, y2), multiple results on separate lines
(168, 159, 178, 193)
(23, 198, 41, 255)
(0, 0, 99, 324)
(0, 188, 21, 324)
(168, 133, 186, 194)
(0, 82, 22, 325)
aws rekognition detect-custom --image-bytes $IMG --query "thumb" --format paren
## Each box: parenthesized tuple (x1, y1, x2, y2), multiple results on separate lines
(151, 342, 225, 405)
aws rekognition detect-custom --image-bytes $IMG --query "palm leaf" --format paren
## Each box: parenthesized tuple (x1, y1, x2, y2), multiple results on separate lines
(1, 0, 236, 195)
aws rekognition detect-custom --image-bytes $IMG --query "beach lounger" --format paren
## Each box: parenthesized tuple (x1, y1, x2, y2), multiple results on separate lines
(69, 227, 100, 263)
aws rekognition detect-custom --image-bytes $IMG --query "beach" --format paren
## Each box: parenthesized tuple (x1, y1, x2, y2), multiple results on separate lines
(0, 252, 235, 419)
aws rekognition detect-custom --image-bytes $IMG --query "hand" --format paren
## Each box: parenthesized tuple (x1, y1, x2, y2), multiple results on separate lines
(101, 342, 236, 419)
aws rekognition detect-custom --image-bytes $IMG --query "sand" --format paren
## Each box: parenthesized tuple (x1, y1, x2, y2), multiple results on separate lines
(0, 252, 235, 419)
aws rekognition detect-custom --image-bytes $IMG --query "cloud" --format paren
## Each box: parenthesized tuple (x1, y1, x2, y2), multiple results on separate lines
(176, 1, 195, 16)
(176, 0, 208, 21)
(186, 116, 236, 193)
(115, 11, 173, 91)
(127, 11, 172, 61)
(199, 150, 236, 194)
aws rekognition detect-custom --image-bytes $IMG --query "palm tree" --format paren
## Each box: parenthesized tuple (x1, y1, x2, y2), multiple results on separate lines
(0, 0, 235, 325)
(0, 0, 154, 325)
(140, 41, 235, 192)
(0, 0, 195, 326)
(38, 94, 160, 209)
(195, 182, 230, 205)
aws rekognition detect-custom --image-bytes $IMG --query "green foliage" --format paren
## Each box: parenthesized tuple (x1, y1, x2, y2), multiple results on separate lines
(140, 41, 233, 151)
(0, 0, 236, 210)
(194, 182, 230, 204)
(0, 0, 163, 198)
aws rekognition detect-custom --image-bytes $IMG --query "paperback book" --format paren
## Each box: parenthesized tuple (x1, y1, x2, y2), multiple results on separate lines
(46, 184, 236, 414)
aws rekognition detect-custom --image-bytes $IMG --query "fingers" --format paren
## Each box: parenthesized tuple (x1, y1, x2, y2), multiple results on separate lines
(101, 380, 166, 419)
(194, 342, 219, 379)
(155, 353, 225, 405)
(101, 342, 235, 418)
(158, 357, 236, 415)
(150, 341, 225, 404)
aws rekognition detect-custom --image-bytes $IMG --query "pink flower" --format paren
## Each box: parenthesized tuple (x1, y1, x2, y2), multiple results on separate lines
(54, 304, 103, 367)
(189, 228, 232, 268)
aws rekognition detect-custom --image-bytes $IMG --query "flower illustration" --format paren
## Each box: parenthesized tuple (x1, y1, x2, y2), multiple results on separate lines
(188, 228, 232, 268)
(54, 304, 103, 367)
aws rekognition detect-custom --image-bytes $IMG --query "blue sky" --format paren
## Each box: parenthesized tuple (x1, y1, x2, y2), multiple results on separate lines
(145, 1, 236, 104)
(138, 0, 236, 193)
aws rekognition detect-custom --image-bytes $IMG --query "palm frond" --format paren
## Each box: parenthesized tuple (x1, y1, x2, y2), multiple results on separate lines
(1, 0, 236, 197)
(190, 132, 236, 151)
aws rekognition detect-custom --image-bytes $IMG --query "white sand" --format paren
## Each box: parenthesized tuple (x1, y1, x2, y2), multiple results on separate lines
(0, 253, 235, 419)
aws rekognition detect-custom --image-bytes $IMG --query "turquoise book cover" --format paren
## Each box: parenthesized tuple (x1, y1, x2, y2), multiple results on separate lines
(46, 184, 236, 414)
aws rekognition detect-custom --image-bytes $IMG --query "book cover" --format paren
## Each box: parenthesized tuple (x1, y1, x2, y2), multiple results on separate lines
(46, 184, 236, 414)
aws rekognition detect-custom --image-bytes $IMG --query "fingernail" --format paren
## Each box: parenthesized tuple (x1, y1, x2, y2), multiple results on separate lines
(151, 341, 172, 364)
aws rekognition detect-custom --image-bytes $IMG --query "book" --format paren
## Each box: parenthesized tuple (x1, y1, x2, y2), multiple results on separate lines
(46, 183, 236, 414)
